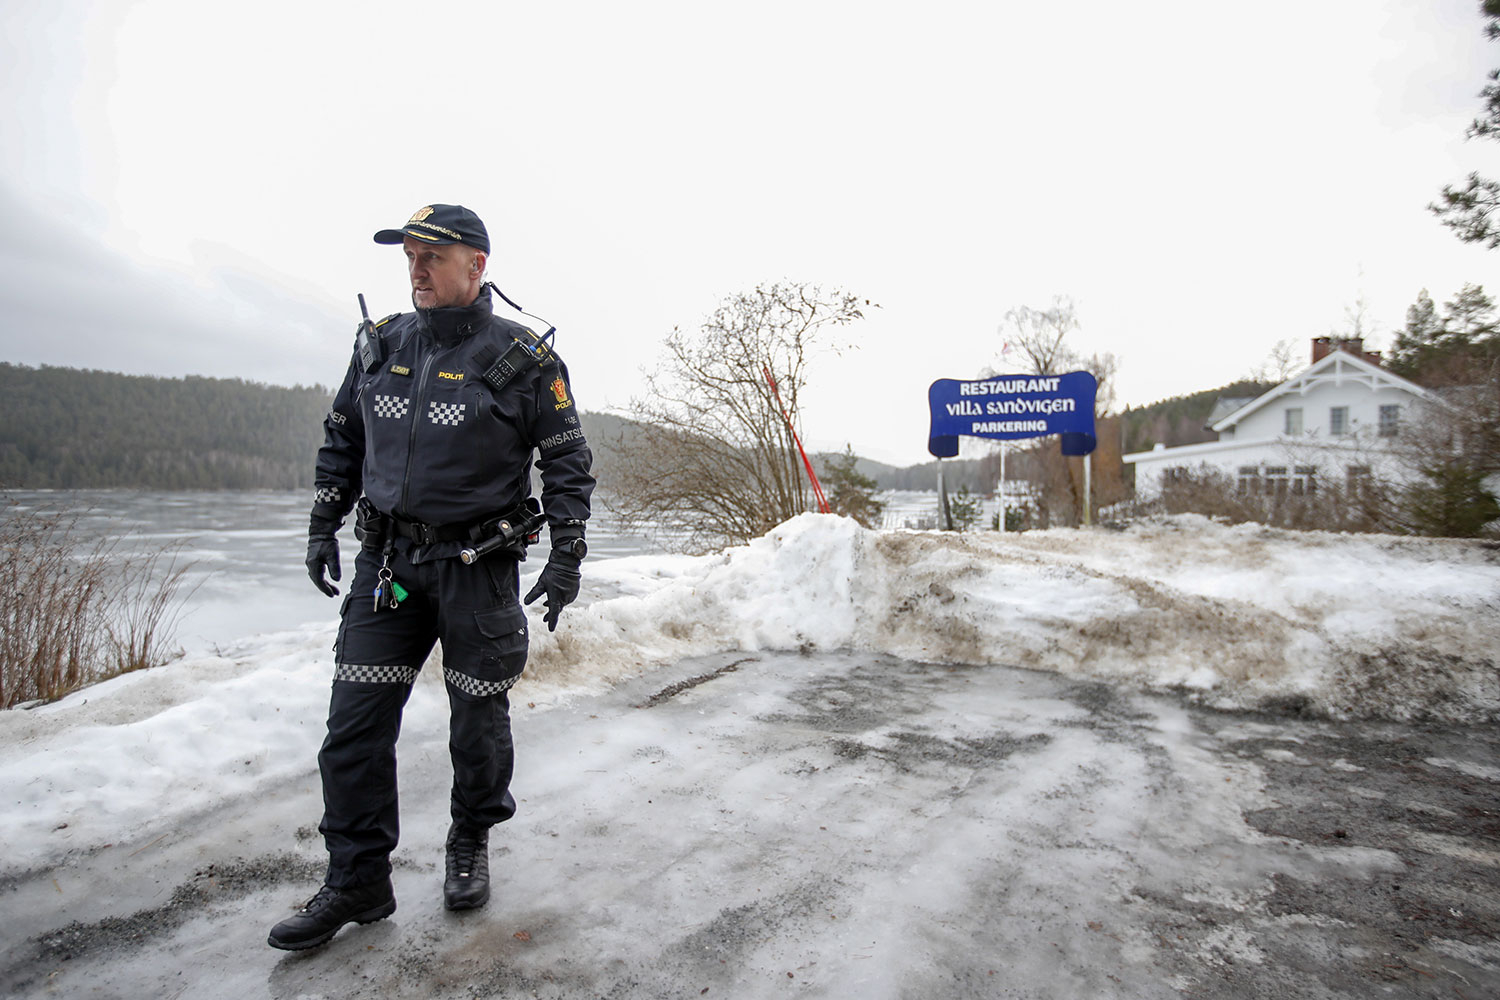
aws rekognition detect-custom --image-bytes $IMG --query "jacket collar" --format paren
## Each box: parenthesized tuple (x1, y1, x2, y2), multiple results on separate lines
(415, 285, 493, 346)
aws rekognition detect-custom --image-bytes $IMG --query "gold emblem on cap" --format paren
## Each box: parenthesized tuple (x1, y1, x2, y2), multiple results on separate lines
(409, 206, 435, 223)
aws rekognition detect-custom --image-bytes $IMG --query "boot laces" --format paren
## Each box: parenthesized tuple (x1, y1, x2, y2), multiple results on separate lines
(299, 884, 339, 913)
(447, 833, 484, 878)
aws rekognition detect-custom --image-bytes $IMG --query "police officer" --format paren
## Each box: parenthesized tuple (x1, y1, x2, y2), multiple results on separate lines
(268, 204, 594, 951)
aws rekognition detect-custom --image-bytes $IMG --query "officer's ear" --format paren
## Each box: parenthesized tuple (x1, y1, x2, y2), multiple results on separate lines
(470, 251, 486, 277)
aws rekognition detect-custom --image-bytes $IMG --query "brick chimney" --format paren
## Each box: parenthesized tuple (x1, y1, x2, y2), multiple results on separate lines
(1312, 336, 1383, 366)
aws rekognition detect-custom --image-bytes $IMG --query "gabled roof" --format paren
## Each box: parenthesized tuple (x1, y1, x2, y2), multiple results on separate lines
(1210, 350, 1429, 433)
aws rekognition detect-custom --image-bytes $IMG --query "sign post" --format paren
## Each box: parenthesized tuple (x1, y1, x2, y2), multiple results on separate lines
(1083, 455, 1092, 527)
(997, 442, 1007, 533)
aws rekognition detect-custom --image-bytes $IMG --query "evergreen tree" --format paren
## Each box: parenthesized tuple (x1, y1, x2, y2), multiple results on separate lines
(1431, 2, 1500, 247)
(1444, 283, 1499, 340)
(1387, 289, 1443, 378)
(947, 484, 983, 532)
(1387, 285, 1500, 383)
(1401, 464, 1500, 538)
(823, 446, 884, 529)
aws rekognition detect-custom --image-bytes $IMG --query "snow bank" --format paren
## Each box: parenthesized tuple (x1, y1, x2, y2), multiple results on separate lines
(526, 513, 1500, 723)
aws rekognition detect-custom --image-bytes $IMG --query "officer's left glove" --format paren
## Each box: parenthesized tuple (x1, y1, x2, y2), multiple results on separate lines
(524, 548, 582, 632)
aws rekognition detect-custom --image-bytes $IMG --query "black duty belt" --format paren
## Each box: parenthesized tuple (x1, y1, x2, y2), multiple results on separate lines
(388, 515, 483, 545)
(357, 496, 541, 551)
(383, 499, 545, 550)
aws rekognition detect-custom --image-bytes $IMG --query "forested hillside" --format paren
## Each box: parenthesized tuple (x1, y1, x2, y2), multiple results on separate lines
(0, 364, 636, 491)
(0, 364, 333, 489)
(1118, 379, 1276, 455)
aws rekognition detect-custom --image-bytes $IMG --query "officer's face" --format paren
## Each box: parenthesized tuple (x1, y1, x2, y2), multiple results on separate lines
(403, 237, 483, 310)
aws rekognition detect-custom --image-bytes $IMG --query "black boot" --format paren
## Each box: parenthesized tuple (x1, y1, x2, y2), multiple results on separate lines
(267, 878, 396, 951)
(444, 825, 490, 910)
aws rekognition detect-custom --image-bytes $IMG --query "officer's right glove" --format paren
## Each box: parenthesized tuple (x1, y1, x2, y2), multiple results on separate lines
(524, 549, 582, 632)
(306, 513, 342, 598)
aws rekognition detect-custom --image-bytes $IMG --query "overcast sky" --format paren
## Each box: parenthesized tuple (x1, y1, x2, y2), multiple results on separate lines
(3, 0, 1497, 466)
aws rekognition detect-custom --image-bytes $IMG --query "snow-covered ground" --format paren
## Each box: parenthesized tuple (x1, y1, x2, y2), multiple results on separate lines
(2, 514, 1498, 998)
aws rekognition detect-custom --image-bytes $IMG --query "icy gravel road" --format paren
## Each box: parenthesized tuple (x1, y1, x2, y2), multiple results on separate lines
(2, 650, 1497, 999)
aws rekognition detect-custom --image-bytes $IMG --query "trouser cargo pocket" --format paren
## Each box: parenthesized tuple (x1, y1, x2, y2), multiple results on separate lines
(444, 603, 528, 697)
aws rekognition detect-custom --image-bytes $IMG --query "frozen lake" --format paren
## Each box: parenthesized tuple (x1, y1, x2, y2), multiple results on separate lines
(2, 489, 680, 654)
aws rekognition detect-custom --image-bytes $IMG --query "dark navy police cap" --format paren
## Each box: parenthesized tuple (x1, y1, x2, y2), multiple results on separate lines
(373, 204, 489, 254)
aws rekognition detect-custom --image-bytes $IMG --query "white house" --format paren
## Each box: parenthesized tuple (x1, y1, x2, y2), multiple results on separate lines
(1125, 339, 1431, 498)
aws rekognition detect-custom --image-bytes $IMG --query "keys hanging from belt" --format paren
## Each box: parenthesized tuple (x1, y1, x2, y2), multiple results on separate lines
(373, 555, 408, 612)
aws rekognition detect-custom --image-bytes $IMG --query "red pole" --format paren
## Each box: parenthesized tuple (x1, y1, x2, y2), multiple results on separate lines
(763, 365, 831, 514)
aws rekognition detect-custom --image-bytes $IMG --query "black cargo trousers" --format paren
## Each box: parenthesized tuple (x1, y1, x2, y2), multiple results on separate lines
(319, 538, 528, 889)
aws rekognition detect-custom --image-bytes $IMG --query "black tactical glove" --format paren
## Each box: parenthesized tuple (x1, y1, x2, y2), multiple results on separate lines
(524, 548, 582, 632)
(306, 513, 342, 598)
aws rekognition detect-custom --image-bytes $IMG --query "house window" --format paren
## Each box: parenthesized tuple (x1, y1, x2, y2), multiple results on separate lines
(1263, 465, 1289, 495)
(1237, 466, 1260, 494)
(1329, 406, 1349, 436)
(1285, 408, 1303, 435)
(1347, 465, 1372, 495)
(1379, 404, 1400, 437)
(1292, 465, 1318, 495)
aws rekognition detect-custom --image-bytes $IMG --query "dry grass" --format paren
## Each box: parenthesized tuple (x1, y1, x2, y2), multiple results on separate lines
(1, 496, 197, 709)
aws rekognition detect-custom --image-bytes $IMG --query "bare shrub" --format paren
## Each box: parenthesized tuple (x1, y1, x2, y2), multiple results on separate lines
(1, 502, 112, 706)
(609, 283, 871, 552)
(1, 496, 197, 709)
(1131, 465, 1400, 533)
(106, 541, 196, 676)
(992, 498, 1042, 531)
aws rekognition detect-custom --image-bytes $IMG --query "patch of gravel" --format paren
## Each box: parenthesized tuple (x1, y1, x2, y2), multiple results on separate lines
(3, 853, 321, 994)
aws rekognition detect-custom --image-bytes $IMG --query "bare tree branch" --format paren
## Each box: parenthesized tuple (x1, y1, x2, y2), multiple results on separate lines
(608, 282, 874, 551)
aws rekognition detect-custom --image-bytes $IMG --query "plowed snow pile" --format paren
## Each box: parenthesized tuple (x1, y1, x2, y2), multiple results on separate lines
(528, 513, 1500, 722)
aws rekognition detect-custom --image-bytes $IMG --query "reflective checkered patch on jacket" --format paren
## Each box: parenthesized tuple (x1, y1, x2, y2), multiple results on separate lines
(374, 394, 410, 419)
(429, 400, 466, 426)
(314, 486, 342, 505)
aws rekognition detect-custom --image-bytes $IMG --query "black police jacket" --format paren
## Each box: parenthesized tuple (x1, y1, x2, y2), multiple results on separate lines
(311, 286, 594, 555)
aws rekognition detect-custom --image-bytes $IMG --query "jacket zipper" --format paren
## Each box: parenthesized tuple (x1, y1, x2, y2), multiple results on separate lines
(398, 350, 436, 517)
